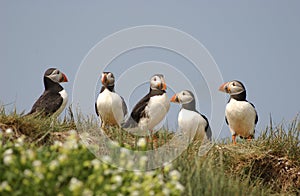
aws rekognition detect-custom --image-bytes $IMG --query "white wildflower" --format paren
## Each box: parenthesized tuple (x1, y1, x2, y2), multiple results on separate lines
(3, 155, 13, 165)
(53, 140, 63, 148)
(63, 138, 78, 150)
(26, 149, 35, 160)
(169, 170, 181, 181)
(0, 181, 12, 192)
(4, 149, 13, 156)
(112, 175, 122, 185)
(69, 177, 83, 191)
(162, 188, 170, 196)
(131, 191, 140, 196)
(91, 159, 101, 170)
(175, 182, 185, 192)
(82, 188, 93, 196)
(35, 172, 44, 180)
(33, 160, 42, 167)
(137, 138, 146, 148)
(16, 136, 25, 145)
(5, 128, 13, 134)
(24, 169, 32, 177)
(58, 154, 67, 164)
(49, 160, 59, 171)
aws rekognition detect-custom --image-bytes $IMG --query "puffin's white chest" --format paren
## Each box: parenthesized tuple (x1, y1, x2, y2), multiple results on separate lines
(139, 93, 170, 130)
(96, 89, 124, 126)
(225, 99, 256, 137)
(178, 109, 207, 139)
(56, 89, 68, 116)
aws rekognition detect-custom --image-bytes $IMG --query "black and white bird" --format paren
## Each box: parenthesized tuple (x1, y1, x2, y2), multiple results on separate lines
(170, 90, 212, 141)
(95, 72, 127, 128)
(28, 68, 68, 116)
(122, 74, 170, 136)
(219, 80, 258, 144)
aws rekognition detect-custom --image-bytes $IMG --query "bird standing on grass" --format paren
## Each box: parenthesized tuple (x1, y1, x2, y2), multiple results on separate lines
(122, 74, 170, 137)
(95, 72, 127, 128)
(219, 80, 258, 144)
(170, 90, 212, 141)
(28, 68, 68, 116)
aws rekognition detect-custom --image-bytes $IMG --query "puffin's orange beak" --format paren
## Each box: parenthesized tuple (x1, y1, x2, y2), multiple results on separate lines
(170, 94, 179, 103)
(61, 73, 68, 82)
(101, 74, 107, 84)
(219, 82, 229, 93)
(162, 82, 167, 90)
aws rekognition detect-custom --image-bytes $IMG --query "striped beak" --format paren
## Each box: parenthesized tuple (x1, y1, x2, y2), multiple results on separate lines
(219, 82, 229, 93)
(170, 94, 179, 103)
(101, 73, 107, 84)
(60, 73, 68, 83)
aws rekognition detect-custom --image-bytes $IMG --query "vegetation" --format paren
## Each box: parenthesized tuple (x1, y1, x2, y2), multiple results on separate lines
(0, 107, 299, 195)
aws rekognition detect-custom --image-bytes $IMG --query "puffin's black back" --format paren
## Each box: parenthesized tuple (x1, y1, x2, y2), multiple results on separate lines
(130, 88, 166, 123)
(28, 75, 64, 116)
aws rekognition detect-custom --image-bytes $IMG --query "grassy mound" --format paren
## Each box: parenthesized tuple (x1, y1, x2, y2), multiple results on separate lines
(0, 107, 299, 195)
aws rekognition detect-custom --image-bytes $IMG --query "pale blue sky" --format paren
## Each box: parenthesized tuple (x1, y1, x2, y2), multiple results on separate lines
(1, 1, 299, 139)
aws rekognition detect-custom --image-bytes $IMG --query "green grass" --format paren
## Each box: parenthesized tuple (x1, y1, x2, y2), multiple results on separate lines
(0, 107, 299, 195)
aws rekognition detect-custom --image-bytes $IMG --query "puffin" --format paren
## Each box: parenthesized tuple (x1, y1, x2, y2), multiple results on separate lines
(219, 80, 258, 144)
(122, 74, 170, 136)
(95, 72, 128, 128)
(170, 90, 212, 141)
(28, 68, 68, 116)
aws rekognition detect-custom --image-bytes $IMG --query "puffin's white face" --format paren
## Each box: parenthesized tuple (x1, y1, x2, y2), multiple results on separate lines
(101, 72, 115, 86)
(46, 68, 68, 83)
(219, 80, 245, 95)
(150, 74, 167, 90)
(170, 90, 194, 104)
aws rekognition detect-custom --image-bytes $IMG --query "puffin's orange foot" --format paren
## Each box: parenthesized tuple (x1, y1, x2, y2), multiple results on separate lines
(232, 135, 237, 145)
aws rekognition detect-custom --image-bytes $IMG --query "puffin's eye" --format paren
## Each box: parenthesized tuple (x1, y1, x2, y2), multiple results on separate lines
(153, 78, 157, 81)
(182, 92, 185, 96)
(57, 71, 60, 74)
(232, 82, 235, 86)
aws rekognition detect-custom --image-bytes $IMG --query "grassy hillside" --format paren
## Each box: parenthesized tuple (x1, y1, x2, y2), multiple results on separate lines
(0, 107, 299, 195)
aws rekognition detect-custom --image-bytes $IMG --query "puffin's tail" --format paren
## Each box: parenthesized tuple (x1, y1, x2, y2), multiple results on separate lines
(121, 116, 138, 129)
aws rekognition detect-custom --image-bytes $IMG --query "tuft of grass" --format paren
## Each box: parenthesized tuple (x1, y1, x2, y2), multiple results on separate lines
(173, 116, 300, 195)
(0, 106, 76, 145)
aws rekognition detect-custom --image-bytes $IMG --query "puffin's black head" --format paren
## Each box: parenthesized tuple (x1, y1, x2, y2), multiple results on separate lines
(219, 80, 246, 100)
(101, 72, 115, 87)
(150, 74, 167, 91)
(44, 68, 68, 83)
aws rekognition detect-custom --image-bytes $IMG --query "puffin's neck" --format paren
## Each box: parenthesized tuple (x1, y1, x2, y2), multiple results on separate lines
(230, 90, 246, 101)
(44, 77, 63, 91)
(149, 88, 165, 94)
(181, 100, 196, 112)
(105, 85, 115, 92)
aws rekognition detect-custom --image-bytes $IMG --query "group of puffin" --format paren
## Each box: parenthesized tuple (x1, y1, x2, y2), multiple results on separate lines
(28, 68, 258, 144)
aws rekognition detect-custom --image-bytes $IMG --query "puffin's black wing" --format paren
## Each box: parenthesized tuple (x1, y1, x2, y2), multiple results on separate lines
(130, 94, 151, 123)
(130, 89, 165, 123)
(248, 101, 258, 124)
(95, 102, 99, 116)
(200, 114, 209, 132)
(225, 116, 229, 125)
(120, 96, 128, 117)
(29, 91, 63, 116)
